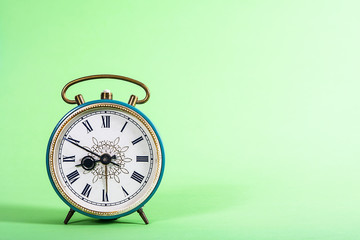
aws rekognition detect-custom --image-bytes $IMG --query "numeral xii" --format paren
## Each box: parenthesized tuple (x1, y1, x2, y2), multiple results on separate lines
(101, 115, 110, 128)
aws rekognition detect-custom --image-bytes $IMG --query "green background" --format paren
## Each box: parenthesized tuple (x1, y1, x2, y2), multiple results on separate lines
(0, 0, 359, 239)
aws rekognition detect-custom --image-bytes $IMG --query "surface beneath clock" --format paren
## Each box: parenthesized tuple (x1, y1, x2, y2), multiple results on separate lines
(0, 178, 356, 240)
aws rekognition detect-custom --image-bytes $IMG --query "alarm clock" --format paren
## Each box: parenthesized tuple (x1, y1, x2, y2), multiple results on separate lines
(46, 75, 164, 224)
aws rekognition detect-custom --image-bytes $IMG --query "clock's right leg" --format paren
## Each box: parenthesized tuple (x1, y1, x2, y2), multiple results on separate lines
(64, 208, 75, 224)
(137, 207, 149, 224)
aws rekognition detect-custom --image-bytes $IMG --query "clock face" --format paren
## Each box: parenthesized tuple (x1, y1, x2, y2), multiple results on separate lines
(47, 101, 164, 218)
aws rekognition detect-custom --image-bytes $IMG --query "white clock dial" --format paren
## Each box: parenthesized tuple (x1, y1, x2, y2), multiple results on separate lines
(48, 102, 163, 217)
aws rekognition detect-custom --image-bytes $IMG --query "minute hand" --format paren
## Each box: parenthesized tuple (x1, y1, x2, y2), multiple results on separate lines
(64, 138, 101, 158)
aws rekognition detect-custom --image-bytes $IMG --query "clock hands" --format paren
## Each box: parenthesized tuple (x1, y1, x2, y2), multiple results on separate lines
(75, 157, 120, 168)
(75, 158, 120, 170)
(65, 138, 120, 168)
(65, 137, 121, 198)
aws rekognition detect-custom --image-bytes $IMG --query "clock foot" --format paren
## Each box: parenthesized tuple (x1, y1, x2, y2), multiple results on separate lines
(64, 208, 75, 224)
(137, 207, 149, 224)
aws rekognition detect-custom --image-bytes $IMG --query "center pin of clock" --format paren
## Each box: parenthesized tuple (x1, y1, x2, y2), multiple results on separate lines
(100, 153, 113, 165)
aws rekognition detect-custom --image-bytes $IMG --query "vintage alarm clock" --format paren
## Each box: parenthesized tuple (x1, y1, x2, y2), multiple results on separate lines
(46, 74, 164, 224)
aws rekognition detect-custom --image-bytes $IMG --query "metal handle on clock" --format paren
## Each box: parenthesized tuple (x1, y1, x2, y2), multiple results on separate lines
(61, 74, 150, 105)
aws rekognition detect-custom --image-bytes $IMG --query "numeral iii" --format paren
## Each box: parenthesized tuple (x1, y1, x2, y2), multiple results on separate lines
(136, 156, 149, 162)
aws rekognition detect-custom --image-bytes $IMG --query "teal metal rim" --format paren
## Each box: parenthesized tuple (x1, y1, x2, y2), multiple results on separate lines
(46, 99, 165, 220)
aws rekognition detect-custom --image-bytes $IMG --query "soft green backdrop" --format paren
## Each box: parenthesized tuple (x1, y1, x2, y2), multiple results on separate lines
(1, 0, 359, 239)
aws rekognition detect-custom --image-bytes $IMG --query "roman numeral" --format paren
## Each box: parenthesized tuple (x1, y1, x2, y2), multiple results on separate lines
(101, 115, 110, 128)
(132, 136, 143, 145)
(67, 136, 80, 143)
(82, 120, 93, 133)
(120, 121, 128, 132)
(63, 155, 75, 162)
(81, 184, 92, 198)
(122, 186, 129, 197)
(136, 156, 149, 162)
(66, 170, 80, 184)
(131, 171, 144, 183)
(102, 189, 109, 202)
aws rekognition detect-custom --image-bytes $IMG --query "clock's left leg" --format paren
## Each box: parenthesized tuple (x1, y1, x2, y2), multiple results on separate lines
(137, 207, 149, 224)
(64, 208, 75, 224)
